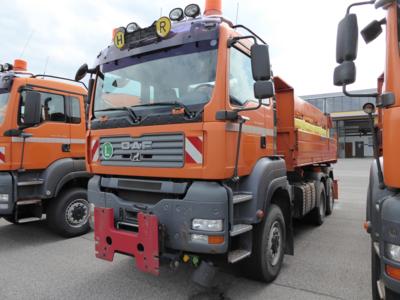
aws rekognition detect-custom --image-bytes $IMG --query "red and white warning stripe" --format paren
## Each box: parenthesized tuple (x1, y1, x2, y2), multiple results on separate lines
(185, 136, 203, 164)
(0, 147, 5, 164)
(91, 140, 100, 162)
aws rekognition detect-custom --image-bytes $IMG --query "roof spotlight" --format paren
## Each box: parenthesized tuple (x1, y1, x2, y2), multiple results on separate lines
(0, 64, 3, 72)
(169, 8, 184, 21)
(363, 102, 376, 114)
(126, 22, 140, 33)
(184, 4, 201, 18)
(3, 63, 13, 72)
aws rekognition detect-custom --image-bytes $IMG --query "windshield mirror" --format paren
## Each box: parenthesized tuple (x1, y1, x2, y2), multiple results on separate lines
(94, 40, 218, 114)
(0, 90, 10, 125)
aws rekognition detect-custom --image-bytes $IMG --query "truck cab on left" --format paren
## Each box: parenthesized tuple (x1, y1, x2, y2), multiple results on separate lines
(0, 59, 90, 237)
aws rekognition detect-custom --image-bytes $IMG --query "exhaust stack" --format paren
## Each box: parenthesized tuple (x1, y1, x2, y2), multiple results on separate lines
(204, 0, 222, 16)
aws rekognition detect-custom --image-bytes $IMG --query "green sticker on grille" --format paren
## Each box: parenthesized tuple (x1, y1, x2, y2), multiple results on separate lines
(102, 142, 113, 160)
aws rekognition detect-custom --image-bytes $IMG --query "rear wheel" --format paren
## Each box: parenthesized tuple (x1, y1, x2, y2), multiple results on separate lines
(242, 204, 286, 282)
(47, 188, 90, 238)
(325, 178, 334, 216)
(310, 183, 326, 226)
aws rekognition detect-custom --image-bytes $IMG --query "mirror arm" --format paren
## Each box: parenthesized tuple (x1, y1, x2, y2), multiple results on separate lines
(227, 36, 257, 48)
(342, 85, 379, 98)
(232, 25, 267, 45)
(346, 0, 375, 14)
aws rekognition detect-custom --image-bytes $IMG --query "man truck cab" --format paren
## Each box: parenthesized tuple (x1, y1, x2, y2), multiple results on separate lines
(0, 59, 90, 237)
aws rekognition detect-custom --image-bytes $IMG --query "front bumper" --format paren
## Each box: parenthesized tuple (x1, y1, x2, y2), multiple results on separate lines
(95, 207, 160, 275)
(89, 176, 230, 256)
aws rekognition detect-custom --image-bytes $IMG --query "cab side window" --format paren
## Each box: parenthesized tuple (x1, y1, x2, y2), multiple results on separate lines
(229, 47, 257, 106)
(20, 91, 66, 124)
(70, 97, 81, 124)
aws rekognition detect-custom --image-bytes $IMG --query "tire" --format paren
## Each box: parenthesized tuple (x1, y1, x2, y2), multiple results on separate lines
(47, 188, 90, 238)
(242, 204, 286, 283)
(371, 241, 381, 300)
(310, 183, 326, 226)
(325, 178, 334, 216)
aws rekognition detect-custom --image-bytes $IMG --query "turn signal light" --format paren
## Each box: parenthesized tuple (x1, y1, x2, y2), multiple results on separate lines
(386, 265, 400, 281)
(208, 235, 224, 244)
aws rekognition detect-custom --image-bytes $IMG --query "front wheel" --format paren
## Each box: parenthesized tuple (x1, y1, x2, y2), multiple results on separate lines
(242, 204, 286, 282)
(47, 188, 90, 238)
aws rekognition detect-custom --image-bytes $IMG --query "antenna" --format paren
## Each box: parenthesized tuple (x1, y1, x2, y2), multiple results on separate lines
(19, 30, 35, 58)
(42, 56, 50, 78)
(235, 2, 240, 24)
(160, 7, 163, 17)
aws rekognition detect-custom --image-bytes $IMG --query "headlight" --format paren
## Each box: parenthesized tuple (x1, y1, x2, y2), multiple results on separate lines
(169, 8, 184, 21)
(0, 194, 9, 202)
(192, 219, 223, 232)
(184, 4, 201, 18)
(386, 243, 400, 262)
(126, 22, 140, 33)
(3, 63, 13, 71)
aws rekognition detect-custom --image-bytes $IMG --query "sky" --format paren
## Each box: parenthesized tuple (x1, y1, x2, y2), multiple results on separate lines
(0, 0, 387, 96)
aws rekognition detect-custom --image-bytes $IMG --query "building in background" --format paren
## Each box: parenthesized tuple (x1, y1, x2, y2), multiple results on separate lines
(302, 89, 376, 158)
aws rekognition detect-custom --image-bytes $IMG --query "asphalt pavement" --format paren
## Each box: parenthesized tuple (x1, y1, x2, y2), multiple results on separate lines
(0, 159, 372, 300)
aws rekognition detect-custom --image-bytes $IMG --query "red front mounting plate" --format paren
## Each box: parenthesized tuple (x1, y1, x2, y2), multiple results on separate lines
(94, 207, 160, 275)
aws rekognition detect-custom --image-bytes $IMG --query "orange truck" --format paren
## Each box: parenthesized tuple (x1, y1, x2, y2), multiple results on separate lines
(0, 59, 90, 237)
(333, 0, 400, 299)
(78, 0, 338, 283)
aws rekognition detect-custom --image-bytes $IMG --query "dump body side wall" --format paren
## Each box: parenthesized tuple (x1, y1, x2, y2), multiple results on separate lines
(275, 77, 337, 170)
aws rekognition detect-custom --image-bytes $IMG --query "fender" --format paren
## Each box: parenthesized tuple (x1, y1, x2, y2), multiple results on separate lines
(237, 157, 290, 224)
(367, 158, 396, 241)
(40, 158, 90, 198)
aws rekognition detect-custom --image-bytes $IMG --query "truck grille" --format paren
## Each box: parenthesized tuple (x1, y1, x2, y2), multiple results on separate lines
(100, 133, 184, 168)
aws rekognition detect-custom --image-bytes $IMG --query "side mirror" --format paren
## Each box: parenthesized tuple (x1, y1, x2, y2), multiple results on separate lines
(254, 81, 274, 100)
(75, 63, 89, 81)
(336, 14, 359, 63)
(23, 91, 42, 126)
(251, 44, 271, 81)
(361, 19, 384, 44)
(334, 61, 356, 86)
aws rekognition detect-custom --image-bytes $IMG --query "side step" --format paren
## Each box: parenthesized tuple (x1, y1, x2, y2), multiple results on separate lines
(230, 224, 252, 237)
(17, 180, 44, 187)
(228, 249, 251, 263)
(233, 194, 253, 205)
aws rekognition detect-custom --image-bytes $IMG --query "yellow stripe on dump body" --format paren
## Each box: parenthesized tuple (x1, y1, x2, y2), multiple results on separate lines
(294, 118, 329, 138)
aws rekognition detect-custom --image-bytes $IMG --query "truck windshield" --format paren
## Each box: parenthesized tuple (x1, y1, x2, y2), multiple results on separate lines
(94, 40, 218, 114)
(0, 90, 10, 125)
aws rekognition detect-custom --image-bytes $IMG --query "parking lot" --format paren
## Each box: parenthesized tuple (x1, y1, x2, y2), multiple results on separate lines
(0, 159, 372, 300)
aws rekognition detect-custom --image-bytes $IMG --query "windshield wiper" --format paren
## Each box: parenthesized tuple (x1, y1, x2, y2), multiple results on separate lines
(134, 101, 196, 119)
(95, 106, 140, 123)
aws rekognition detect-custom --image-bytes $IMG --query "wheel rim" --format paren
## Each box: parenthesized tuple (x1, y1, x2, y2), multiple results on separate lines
(65, 198, 89, 228)
(267, 221, 283, 267)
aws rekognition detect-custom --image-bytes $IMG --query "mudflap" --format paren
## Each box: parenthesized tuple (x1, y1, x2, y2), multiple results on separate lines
(94, 207, 160, 276)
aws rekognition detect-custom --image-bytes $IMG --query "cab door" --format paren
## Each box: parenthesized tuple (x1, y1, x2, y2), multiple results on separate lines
(17, 88, 71, 170)
(227, 45, 274, 175)
(67, 95, 86, 158)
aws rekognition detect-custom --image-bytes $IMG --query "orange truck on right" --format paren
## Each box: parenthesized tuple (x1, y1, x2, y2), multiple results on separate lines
(333, 0, 400, 299)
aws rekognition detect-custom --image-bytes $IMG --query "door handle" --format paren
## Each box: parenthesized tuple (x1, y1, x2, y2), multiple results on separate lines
(62, 144, 71, 152)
